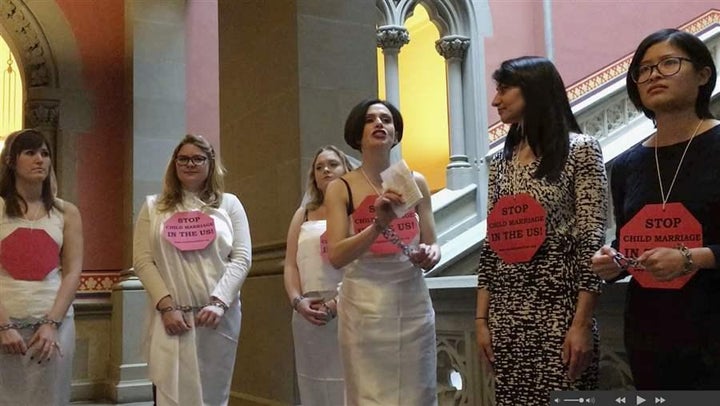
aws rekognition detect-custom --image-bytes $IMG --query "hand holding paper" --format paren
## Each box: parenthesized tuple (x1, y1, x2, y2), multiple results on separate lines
(380, 160, 423, 217)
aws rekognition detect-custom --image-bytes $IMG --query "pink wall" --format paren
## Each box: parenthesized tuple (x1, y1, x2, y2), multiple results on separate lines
(483, 1, 718, 125)
(56, 0, 128, 271)
(554, 2, 718, 85)
(186, 0, 220, 152)
(484, 0, 546, 124)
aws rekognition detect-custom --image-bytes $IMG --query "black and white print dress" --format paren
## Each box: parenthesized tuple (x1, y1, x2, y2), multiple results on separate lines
(477, 134, 608, 405)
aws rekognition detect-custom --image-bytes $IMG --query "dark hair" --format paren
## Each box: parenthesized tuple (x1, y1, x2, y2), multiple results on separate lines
(627, 29, 717, 120)
(304, 145, 354, 211)
(344, 98, 404, 151)
(0, 129, 60, 217)
(156, 134, 226, 212)
(493, 56, 579, 181)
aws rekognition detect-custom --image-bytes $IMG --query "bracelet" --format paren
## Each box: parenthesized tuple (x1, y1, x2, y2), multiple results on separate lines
(475, 316, 488, 320)
(208, 300, 228, 311)
(677, 244, 694, 275)
(40, 317, 62, 328)
(159, 306, 175, 315)
(372, 217, 387, 233)
(291, 295, 305, 310)
(0, 322, 18, 331)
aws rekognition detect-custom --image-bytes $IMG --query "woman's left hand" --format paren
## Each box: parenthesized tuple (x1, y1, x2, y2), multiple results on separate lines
(637, 247, 692, 281)
(27, 324, 63, 363)
(196, 303, 225, 329)
(409, 243, 440, 270)
(562, 324, 592, 381)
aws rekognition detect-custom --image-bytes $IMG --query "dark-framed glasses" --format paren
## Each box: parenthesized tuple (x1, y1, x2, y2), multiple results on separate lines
(175, 155, 208, 166)
(612, 251, 644, 271)
(631, 56, 693, 84)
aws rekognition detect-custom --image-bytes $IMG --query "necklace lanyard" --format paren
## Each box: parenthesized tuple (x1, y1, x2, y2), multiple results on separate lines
(360, 167, 382, 195)
(654, 119, 703, 210)
(24, 203, 44, 230)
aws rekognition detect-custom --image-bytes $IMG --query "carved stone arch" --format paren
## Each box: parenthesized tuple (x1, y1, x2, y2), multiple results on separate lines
(376, 0, 406, 26)
(0, 0, 59, 157)
(403, 0, 451, 37)
(376, 0, 476, 39)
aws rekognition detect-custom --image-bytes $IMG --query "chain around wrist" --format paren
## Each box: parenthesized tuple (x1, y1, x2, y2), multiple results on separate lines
(372, 217, 387, 233)
(677, 244, 694, 275)
(291, 295, 305, 310)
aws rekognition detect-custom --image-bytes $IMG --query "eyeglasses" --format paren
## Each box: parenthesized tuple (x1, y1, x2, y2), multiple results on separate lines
(175, 155, 208, 166)
(612, 251, 644, 271)
(631, 56, 693, 84)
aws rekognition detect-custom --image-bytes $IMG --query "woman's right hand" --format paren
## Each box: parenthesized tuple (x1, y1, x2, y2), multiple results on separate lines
(161, 310, 191, 336)
(296, 297, 329, 326)
(0, 328, 27, 355)
(475, 319, 495, 367)
(372, 189, 404, 228)
(591, 246, 622, 281)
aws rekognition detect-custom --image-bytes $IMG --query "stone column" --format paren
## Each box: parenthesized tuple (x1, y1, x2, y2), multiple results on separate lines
(377, 25, 409, 163)
(108, 270, 153, 402)
(436, 35, 473, 190)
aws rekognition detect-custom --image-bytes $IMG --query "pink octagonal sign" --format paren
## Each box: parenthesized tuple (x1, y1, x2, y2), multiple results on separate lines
(163, 211, 216, 251)
(1, 228, 60, 281)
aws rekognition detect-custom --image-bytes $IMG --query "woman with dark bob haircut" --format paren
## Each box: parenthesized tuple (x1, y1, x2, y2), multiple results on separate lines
(325, 99, 441, 405)
(592, 29, 720, 389)
(477, 56, 607, 405)
(0, 129, 84, 405)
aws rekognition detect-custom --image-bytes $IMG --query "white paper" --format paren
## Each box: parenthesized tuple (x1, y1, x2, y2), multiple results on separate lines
(380, 160, 423, 217)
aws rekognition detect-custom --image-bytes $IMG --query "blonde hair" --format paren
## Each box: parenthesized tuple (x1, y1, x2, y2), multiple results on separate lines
(304, 145, 353, 212)
(156, 134, 226, 212)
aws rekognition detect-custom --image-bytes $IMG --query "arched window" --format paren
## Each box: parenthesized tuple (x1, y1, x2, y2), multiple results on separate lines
(378, 4, 449, 192)
(0, 33, 23, 148)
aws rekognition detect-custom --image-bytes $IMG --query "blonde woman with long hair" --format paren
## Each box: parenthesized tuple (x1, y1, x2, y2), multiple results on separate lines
(133, 134, 252, 405)
(284, 145, 353, 405)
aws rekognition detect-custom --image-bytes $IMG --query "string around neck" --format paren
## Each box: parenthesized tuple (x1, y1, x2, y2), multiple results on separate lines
(23, 201, 45, 230)
(359, 167, 383, 195)
(654, 119, 704, 210)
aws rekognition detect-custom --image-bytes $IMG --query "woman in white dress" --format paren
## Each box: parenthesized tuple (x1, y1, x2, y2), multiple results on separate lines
(325, 99, 441, 406)
(0, 129, 84, 406)
(133, 134, 252, 406)
(284, 145, 353, 405)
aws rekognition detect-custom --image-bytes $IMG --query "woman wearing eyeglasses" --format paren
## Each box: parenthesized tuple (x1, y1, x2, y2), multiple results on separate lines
(133, 134, 252, 405)
(591, 29, 720, 389)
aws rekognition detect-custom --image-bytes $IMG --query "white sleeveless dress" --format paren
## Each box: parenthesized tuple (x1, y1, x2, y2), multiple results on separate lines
(0, 199, 74, 406)
(292, 219, 345, 405)
(338, 234, 437, 406)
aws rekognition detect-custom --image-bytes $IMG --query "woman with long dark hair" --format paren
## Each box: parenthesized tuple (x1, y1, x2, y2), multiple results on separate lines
(0, 129, 83, 405)
(592, 29, 720, 389)
(476, 57, 607, 405)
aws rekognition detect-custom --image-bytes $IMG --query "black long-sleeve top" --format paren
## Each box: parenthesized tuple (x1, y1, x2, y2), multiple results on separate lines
(610, 124, 720, 350)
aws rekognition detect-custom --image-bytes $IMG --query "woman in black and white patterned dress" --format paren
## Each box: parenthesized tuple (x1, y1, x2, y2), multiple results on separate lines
(476, 56, 608, 405)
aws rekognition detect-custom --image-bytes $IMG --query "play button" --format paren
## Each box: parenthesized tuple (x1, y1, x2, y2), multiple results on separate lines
(636, 395, 646, 405)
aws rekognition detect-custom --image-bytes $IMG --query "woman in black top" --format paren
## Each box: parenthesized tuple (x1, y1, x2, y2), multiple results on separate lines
(591, 28, 720, 389)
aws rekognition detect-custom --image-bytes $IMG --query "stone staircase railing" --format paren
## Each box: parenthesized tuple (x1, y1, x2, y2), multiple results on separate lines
(427, 15, 720, 405)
